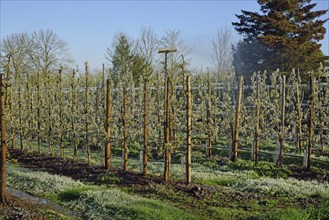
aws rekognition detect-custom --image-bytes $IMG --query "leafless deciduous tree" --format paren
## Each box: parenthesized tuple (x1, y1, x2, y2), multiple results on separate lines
(138, 27, 158, 70)
(29, 29, 72, 73)
(158, 29, 192, 68)
(1, 33, 31, 78)
(1, 29, 72, 76)
(211, 26, 234, 81)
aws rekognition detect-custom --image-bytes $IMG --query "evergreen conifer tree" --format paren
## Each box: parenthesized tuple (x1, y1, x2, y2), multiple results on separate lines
(232, 0, 328, 81)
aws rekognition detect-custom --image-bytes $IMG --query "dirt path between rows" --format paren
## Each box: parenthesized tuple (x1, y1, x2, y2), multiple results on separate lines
(8, 148, 165, 187)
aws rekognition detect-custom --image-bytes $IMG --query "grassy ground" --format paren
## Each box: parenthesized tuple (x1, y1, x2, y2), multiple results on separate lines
(3, 147, 329, 220)
(2, 139, 329, 219)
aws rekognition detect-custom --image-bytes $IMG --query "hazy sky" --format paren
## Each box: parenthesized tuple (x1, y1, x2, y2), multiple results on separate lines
(1, 0, 328, 70)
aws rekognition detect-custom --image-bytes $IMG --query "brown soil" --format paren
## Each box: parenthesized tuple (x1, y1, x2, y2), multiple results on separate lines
(8, 148, 164, 186)
(7, 148, 224, 202)
(288, 165, 329, 182)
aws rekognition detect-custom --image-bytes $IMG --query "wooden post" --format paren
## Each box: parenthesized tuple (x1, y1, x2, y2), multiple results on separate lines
(85, 63, 90, 165)
(277, 75, 286, 167)
(95, 82, 104, 166)
(254, 74, 260, 164)
(123, 90, 128, 171)
(207, 77, 212, 159)
(102, 64, 106, 130)
(47, 72, 53, 156)
(18, 74, 23, 150)
(164, 52, 171, 183)
(59, 67, 64, 159)
(296, 73, 302, 152)
(105, 79, 112, 170)
(71, 69, 78, 159)
(26, 72, 33, 152)
(186, 75, 192, 185)
(37, 71, 41, 153)
(156, 70, 162, 151)
(102, 64, 106, 167)
(4, 56, 14, 150)
(9, 79, 15, 150)
(231, 76, 244, 162)
(0, 74, 7, 204)
(143, 78, 148, 176)
(307, 74, 313, 171)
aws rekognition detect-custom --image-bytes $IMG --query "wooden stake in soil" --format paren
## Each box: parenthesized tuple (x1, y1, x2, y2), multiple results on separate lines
(85, 63, 90, 166)
(102, 64, 106, 167)
(6, 56, 15, 150)
(105, 79, 112, 170)
(37, 71, 41, 153)
(0, 74, 7, 204)
(123, 90, 128, 172)
(186, 75, 192, 185)
(164, 53, 171, 183)
(296, 73, 302, 152)
(59, 67, 64, 159)
(156, 70, 162, 151)
(296, 74, 302, 152)
(71, 69, 78, 159)
(9, 78, 15, 150)
(276, 75, 286, 167)
(18, 73, 23, 150)
(143, 78, 148, 177)
(306, 74, 314, 171)
(207, 76, 212, 159)
(254, 74, 260, 164)
(47, 72, 53, 156)
(231, 76, 244, 162)
(26, 72, 33, 152)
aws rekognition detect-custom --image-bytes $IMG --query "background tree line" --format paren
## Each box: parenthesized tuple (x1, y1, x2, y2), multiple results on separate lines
(1, 0, 328, 83)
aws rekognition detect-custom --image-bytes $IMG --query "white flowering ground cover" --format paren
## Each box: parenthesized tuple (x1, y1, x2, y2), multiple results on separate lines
(6, 158, 329, 220)
(6, 163, 200, 220)
(234, 177, 329, 198)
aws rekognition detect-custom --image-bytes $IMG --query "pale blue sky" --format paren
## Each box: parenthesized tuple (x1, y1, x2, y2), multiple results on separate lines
(1, 0, 328, 70)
